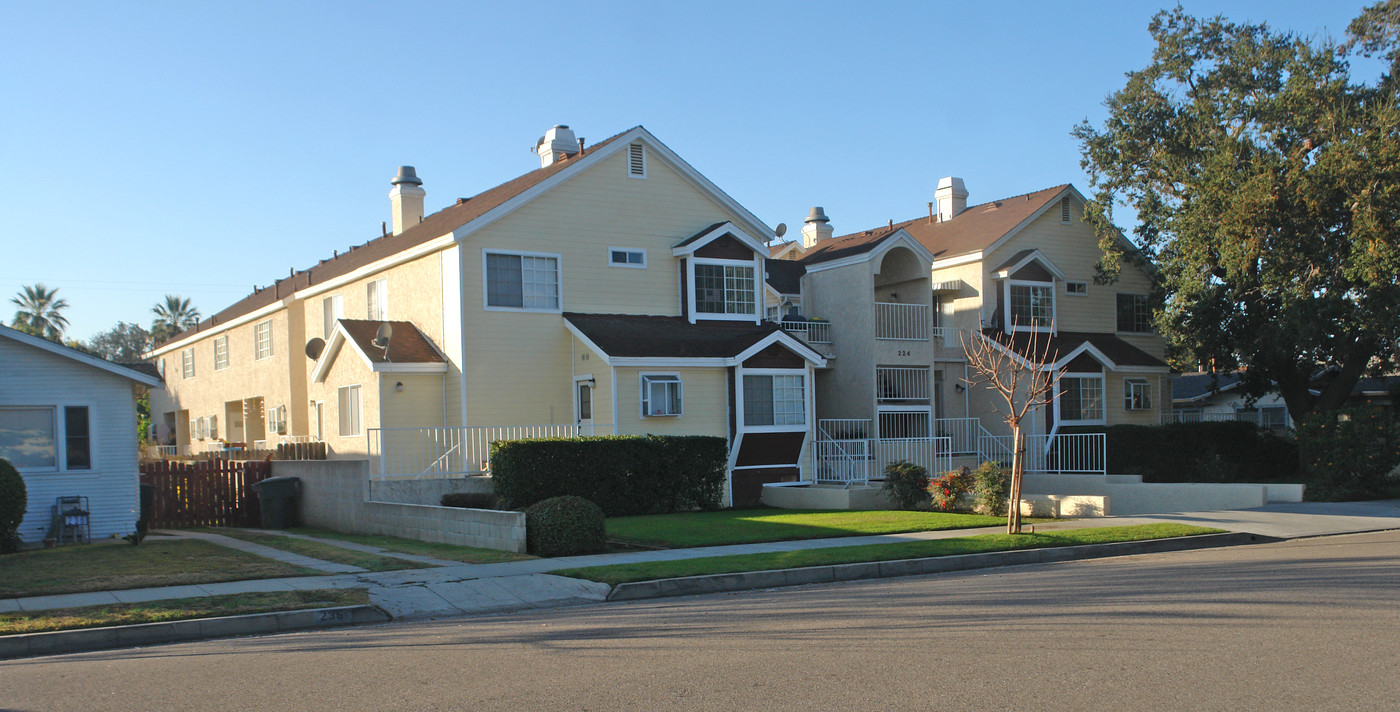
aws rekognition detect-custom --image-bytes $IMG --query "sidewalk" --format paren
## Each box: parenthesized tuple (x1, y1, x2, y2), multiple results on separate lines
(4, 500, 1399, 654)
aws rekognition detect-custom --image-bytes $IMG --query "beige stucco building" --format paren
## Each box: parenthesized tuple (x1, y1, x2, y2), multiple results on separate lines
(148, 125, 824, 506)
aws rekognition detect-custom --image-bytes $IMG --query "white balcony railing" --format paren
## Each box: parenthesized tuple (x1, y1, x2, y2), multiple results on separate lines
(974, 432, 1105, 474)
(780, 320, 833, 344)
(876, 367, 930, 403)
(875, 302, 930, 341)
(818, 419, 873, 440)
(872, 436, 953, 478)
(368, 424, 615, 480)
(814, 439, 870, 485)
(934, 418, 981, 455)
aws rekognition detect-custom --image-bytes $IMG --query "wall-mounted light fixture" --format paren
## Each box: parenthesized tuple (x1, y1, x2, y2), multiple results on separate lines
(395, 381, 405, 392)
(954, 383, 966, 393)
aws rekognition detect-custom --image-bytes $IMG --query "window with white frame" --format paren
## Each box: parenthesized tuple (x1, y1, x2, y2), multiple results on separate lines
(1124, 379, 1153, 410)
(254, 320, 274, 360)
(267, 404, 287, 435)
(609, 248, 646, 268)
(1116, 293, 1152, 333)
(1061, 376, 1105, 422)
(213, 335, 229, 371)
(367, 279, 387, 320)
(195, 416, 207, 440)
(0, 407, 57, 469)
(64, 406, 91, 470)
(181, 347, 195, 378)
(743, 373, 806, 427)
(209, 414, 218, 440)
(694, 263, 756, 316)
(641, 374, 683, 417)
(323, 294, 343, 338)
(338, 385, 362, 436)
(485, 251, 560, 310)
(1065, 281, 1088, 295)
(1008, 283, 1054, 329)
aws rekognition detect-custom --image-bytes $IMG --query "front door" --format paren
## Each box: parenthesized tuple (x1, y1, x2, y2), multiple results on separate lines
(576, 380, 594, 435)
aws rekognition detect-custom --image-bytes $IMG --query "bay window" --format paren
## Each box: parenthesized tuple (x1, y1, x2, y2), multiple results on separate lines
(694, 262, 756, 316)
(1008, 282, 1054, 330)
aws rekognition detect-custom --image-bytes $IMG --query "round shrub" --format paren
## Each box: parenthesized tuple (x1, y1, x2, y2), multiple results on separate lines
(972, 461, 1009, 517)
(881, 461, 930, 510)
(524, 495, 606, 557)
(0, 458, 27, 553)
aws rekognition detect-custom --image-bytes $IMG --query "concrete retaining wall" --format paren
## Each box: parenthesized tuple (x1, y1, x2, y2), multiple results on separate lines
(367, 475, 493, 506)
(271, 461, 525, 553)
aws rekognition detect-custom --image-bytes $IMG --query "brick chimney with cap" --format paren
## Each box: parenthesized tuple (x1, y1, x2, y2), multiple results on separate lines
(800, 207, 833, 249)
(535, 124, 580, 168)
(389, 166, 425, 236)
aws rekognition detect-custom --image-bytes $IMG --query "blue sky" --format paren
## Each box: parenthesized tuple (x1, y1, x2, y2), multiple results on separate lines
(0, 0, 1377, 342)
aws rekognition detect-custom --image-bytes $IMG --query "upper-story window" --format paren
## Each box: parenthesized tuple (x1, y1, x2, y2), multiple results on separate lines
(323, 295, 343, 338)
(609, 247, 646, 268)
(694, 262, 756, 316)
(367, 280, 388, 321)
(1116, 293, 1152, 333)
(1008, 283, 1054, 330)
(181, 347, 195, 378)
(254, 320, 274, 360)
(484, 250, 561, 311)
(213, 335, 229, 371)
(743, 373, 806, 427)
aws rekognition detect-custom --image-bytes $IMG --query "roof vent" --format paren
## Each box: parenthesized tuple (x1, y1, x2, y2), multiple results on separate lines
(536, 125, 580, 168)
(391, 166, 422, 187)
(801, 206, 833, 248)
(935, 177, 968, 222)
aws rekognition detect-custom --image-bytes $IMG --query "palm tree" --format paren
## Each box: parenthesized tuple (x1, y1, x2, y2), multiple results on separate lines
(151, 294, 201, 343)
(10, 283, 70, 341)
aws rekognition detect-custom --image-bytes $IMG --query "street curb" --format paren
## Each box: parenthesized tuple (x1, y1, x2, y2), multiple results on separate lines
(0, 604, 390, 660)
(606, 532, 1268, 601)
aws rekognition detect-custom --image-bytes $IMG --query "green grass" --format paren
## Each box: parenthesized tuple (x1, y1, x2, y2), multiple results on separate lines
(556, 524, 1224, 586)
(283, 527, 536, 564)
(0, 540, 322, 598)
(0, 589, 371, 636)
(605, 508, 1033, 548)
(206, 530, 432, 572)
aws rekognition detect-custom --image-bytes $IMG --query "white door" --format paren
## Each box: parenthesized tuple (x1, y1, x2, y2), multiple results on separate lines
(576, 381, 594, 435)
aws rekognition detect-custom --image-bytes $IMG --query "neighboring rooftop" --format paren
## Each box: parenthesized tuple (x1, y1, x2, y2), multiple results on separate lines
(1173, 372, 1246, 403)
(765, 260, 805, 295)
(337, 319, 445, 364)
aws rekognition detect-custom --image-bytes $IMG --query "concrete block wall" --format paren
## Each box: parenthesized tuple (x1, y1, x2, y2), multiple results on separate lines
(271, 461, 525, 553)
(368, 475, 493, 506)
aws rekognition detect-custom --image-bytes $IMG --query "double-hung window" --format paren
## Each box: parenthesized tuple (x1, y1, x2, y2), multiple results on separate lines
(641, 374, 683, 417)
(743, 373, 806, 427)
(0, 407, 57, 469)
(367, 280, 387, 321)
(323, 294, 343, 338)
(338, 385, 362, 436)
(181, 347, 195, 379)
(485, 251, 560, 311)
(254, 320, 274, 360)
(1060, 376, 1105, 423)
(694, 263, 756, 316)
(1124, 379, 1152, 411)
(1116, 294, 1152, 333)
(213, 335, 229, 371)
(1008, 283, 1054, 329)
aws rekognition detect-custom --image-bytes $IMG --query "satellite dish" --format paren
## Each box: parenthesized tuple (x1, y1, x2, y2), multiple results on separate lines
(774, 223, 787, 239)
(373, 323, 393, 349)
(305, 338, 325, 360)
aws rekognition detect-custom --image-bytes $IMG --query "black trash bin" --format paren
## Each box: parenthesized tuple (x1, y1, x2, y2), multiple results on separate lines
(254, 476, 302, 529)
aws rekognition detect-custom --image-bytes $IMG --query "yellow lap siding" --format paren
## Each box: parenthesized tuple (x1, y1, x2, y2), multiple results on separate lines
(615, 367, 729, 437)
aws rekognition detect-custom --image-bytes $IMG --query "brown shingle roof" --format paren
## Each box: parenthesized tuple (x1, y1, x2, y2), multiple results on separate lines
(338, 319, 444, 364)
(986, 328, 1167, 369)
(765, 260, 805, 294)
(565, 313, 785, 359)
(154, 129, 634, 349)
(799, 184, 1071, 266)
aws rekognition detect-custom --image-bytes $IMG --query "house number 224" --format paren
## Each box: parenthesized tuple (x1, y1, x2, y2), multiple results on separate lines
(897, 350, 911, 357)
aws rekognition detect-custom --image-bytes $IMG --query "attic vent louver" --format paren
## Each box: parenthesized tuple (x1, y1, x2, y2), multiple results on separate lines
(1060, 196, 1072, 223)
(627, 143, 646, 179)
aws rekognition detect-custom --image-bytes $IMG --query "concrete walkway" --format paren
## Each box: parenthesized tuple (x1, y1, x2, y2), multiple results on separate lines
(5, 501, 1399, 622)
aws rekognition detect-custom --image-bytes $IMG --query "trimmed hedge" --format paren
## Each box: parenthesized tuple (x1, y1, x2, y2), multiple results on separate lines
(0, 458, 25, 553)
(1081, 422, 1300, 483)
(524, 495, 606, 557)
(491, 435, 727, 516)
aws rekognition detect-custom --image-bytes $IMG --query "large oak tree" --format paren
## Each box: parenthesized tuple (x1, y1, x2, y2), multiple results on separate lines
(1076, 3, 1400, 419)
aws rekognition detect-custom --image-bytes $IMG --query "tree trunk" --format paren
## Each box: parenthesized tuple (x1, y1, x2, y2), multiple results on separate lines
(1007, 422, 1023, 535)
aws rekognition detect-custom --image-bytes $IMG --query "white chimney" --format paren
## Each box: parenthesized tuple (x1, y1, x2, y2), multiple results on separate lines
(389, 166, 425, 236)
(801, 207, 833, 248)
(535, 124, 580, 168)
(935, 176, 968, 222)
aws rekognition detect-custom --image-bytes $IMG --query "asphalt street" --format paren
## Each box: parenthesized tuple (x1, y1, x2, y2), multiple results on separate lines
(2, 530, 1397, 712)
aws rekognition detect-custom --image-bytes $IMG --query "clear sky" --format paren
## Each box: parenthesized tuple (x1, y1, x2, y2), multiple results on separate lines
(0, 0, 1377, 342)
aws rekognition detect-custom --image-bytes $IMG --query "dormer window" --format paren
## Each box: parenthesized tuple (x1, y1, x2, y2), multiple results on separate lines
(1008, 282, 1054, 330)
(695, 263, 756, 316)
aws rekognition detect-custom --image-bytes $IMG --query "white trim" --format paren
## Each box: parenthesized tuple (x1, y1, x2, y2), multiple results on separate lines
(1056, 372, 1107, 425)
(1, 324, 161, 386)
(481, 248, 563, 313)
(627, 142, 647, 179)
(688, 255, 761, 323)
(930, 251, 984, 270)
(253, 319, 274, 361)
(612, 357, 730, 368)
(993, 249, 1067, 281)
(801, 230, 937, 275)
(1046, 341, 1116, 372)
(561, 320, 614, 367)
(607, 247, 647, 269)
(736, 367, 809, 433)
(583, 329, 826, 370)
(671, 222, 769, 257)
(1004, 279, 1057, 334)
(370, 362, 448, 374)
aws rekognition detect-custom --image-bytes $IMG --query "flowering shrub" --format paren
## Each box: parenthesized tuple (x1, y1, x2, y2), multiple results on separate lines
(929, 467, 974, 511)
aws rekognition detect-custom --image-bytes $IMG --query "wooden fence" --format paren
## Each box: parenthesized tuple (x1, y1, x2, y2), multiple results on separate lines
(139, 459, 273, 529)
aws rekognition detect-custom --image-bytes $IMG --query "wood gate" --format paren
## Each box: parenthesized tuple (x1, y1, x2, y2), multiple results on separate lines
(139, 459, 273, 528)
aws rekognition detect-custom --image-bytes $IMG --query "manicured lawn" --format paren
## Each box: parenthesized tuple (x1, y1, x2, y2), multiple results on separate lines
(606, 509, 1031, 548)
(0, 589, 371, 636)
(558, 524, 1224, 586)
(207, 530, 432, 572)
(0, 540, 321, 598)
(284, 527, 536, 564)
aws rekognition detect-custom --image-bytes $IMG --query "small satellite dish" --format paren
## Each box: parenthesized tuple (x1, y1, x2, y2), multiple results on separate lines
(305, 338, 326, 360)
(774, 223, 787, 239)
(372, 323, 393, 349)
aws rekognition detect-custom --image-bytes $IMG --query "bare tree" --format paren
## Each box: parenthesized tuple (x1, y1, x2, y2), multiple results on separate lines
(961, 325, 1063, 534)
